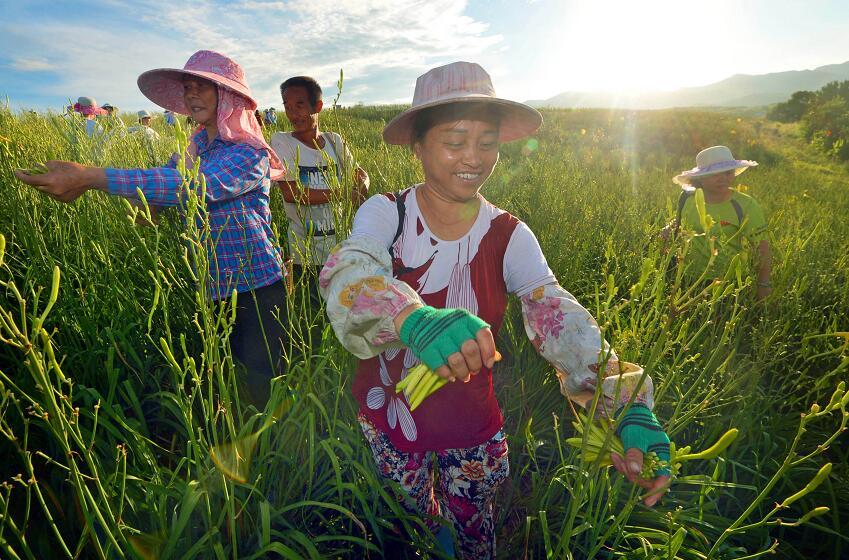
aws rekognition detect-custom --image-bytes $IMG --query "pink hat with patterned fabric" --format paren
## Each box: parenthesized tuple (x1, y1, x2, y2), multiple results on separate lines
(137, 50, 257, 115)
(383, 61, 542, 145)
(73, 96, 108, 116)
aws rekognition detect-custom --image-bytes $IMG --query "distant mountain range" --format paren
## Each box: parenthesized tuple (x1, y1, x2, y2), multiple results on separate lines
(527, 61, 849, 110)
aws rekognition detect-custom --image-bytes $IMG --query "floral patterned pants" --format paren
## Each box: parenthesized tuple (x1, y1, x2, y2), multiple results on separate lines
(358, 413, 510, 559)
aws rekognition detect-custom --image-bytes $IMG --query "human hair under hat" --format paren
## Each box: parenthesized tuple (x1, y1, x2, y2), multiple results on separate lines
(382, 61, 542, 145)
(673, 146, 758, 186)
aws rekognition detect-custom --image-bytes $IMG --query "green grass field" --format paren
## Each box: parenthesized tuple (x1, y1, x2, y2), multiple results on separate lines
(0, 104, 847, 559)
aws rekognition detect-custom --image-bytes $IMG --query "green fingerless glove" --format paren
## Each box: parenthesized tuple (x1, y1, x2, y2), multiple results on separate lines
(615, 404, 671, 476)
(399, 306, 489, 372)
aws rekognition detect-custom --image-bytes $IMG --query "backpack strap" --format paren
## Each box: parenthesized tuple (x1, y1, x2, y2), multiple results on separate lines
(729, 198, 744, 225)
(390, 190, 407, 259)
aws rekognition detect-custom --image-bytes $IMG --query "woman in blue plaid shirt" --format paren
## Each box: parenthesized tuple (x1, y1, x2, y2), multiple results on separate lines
(15, 50, 288, 406)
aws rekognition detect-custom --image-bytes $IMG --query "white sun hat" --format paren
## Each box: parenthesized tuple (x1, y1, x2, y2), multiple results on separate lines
(674, 145, 758, 185)
(137, 110, 152, 118)
(382, 61, 542, 145)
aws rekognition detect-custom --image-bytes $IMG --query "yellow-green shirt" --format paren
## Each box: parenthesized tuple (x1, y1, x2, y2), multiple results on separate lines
(679, 189, 767, 279)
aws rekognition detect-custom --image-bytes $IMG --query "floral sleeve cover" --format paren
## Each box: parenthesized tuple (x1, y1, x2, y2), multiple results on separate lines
(319, 235, 423, 359)
(520, 283, 654, 415)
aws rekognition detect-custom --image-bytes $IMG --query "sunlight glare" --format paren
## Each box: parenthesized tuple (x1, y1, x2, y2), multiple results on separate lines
(540, 0, 743, 94)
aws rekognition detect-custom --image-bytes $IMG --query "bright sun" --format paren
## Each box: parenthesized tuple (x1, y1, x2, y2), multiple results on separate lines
(540, 0, 741, 94)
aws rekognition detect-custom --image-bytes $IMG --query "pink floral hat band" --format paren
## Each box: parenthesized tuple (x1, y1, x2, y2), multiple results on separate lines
(73, 103, 108, 117)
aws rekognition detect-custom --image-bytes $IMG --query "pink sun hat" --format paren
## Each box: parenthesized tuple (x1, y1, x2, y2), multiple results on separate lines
(73, 96, 108, 117)
(383, 61, 542, 145)
(673, 145, 758, 186)
(137, 50, 257, 115)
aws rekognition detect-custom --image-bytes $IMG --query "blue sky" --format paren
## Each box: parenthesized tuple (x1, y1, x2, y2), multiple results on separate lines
(2, 0, 848, 112)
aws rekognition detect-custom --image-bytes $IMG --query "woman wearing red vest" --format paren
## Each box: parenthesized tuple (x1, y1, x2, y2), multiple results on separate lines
(319, 62, 670, 558)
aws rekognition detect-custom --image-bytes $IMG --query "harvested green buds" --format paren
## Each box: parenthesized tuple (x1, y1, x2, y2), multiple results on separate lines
(566, 410, 739, 479)
(17, 162, 49, 175)
(395, 351, 502, 411)
(396, 363, 447, 411)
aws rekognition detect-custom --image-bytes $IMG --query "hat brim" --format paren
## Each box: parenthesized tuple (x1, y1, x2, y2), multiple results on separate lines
(382, 94, 542, 145)
(673, 160, 758, 185)
(137, 68, 257, 115)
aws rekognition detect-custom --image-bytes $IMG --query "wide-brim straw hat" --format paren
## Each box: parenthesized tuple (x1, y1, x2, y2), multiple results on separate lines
(383, 61, 542, 145)
(137, 50, 257, 116)
(674, 145, 758, 185)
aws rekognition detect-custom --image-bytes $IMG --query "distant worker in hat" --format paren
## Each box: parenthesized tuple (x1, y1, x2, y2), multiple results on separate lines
(665, 145, 771, 300)
(72, 96, 106, 137)
(101, 103, 126, 130)
(100, 103, 127, 137)
(264, 107, 277, 126)
(271, 75, 370, 312)
(15, 50, 290, 406)
(128, 110, 160, 140)
(164, 109, 177, 126)
(318, 61, 670, 559)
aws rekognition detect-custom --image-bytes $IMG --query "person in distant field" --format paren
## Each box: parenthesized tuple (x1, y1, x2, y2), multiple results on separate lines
(264, 107, 277, 126)
(73, 96, 106, 137)
(101, 104, 126, 144)
(101, 103, 126, 130)
(15, 50, 289, 406)
(271, 75, 370, 309)
(164, 109, 177, 126)
(319, 61, 670, 559)
(664, 145, 771, 300)
(128, 110, 161, 141)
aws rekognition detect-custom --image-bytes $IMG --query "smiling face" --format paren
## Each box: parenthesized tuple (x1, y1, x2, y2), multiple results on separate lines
(413, 106, 501, 203)
(282, 85, 322, 134)
(182, 76, 218, 128)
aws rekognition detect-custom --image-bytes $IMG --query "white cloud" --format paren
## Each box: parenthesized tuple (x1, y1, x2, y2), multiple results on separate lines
(3, 23, 190, 110)
(4, 0, 502, 109)
(114, 0, 503, 106)
(10, 58, 56, 72)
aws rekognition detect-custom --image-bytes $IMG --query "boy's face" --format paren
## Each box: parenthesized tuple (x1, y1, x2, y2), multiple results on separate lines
(283, 86, 322, 134)
(698, 170, 735, 194)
